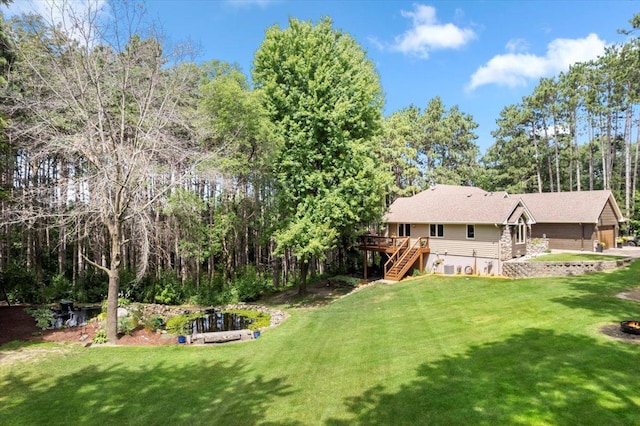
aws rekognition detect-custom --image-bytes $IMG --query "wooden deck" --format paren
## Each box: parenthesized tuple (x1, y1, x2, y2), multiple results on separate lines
(358, 235, 408, 253)
(358, 235, 430, 280)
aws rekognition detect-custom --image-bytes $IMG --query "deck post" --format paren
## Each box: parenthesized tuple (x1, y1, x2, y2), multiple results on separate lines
(363, 249, 368, 280)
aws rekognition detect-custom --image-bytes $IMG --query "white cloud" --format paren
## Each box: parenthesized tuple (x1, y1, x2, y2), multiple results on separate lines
(505, 38, 529, 53)
(468, 33, 606, 90)
(390, 4, 476, 58)
(3, 0, 110, 45)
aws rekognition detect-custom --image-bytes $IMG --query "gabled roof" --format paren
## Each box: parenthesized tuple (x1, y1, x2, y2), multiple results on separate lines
(386, 184, 534, 225)
(510, 190, 625, 224)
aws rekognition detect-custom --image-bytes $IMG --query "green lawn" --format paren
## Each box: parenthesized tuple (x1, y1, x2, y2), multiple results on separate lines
(530, 252, 625, 262)
(2, 263, 640, 425)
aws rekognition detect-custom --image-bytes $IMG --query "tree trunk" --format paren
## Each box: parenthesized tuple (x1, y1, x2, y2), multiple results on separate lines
(625, 107, 632, 218)
(106, 222, 122, 343)
(298, 260, 309, 295)
(632, 116, 640, 220)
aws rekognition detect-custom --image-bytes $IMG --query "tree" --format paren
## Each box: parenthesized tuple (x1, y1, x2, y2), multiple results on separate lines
(482, 104, 540, 193)
(4, 1, 203, 341)
(379, 106, 422, 201)
(253, 17, 389, 294)
(196, 60, 276, 282)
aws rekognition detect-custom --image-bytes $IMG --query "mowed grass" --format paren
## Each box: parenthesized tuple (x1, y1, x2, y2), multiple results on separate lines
(531, 252, 625, 262)
(2, 263, 640, 425)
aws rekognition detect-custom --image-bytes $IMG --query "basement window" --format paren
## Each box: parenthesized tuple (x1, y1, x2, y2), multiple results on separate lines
(430, 224, 444, 238)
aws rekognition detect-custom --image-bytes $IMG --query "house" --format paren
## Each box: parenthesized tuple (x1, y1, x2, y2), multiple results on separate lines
(359, 184, 625, 280)
(513, 191, 625, 251)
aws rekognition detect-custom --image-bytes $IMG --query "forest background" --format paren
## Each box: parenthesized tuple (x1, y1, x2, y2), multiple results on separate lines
(1, 1, 640, 340)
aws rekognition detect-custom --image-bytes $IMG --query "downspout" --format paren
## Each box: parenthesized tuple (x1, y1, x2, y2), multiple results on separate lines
(495, 223, 501, 275)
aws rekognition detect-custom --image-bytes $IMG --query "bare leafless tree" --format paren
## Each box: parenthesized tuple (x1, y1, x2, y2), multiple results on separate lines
(4, 0, 209, 341)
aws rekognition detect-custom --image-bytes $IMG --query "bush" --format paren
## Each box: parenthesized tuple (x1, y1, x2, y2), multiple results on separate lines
(117, 316, 137, 336)
(25, 306, 56, 329)
(3, 265, 39, 304)
(230, 266, 272, 303)
(93, 329, 107, 344)
(143, 315, 164, 332)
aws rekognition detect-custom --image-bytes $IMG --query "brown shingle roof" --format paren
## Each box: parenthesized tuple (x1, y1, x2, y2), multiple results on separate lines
(386, 184, 530, 224)
(511, 190, 623, 223)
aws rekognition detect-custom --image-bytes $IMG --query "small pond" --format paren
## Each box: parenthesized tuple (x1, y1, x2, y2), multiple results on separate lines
(54, 302, 101, 328)
(188, 310, 254, 334)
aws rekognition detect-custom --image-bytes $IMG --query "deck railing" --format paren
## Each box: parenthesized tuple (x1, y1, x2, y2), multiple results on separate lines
(383, 238, 409, 276)
(358, 235, 407, 250)
(385, 237, 430, 279)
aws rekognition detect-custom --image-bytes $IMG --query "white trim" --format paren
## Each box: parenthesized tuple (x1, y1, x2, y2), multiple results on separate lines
(466, 224, 475, 240)
(430, 223, 444, 238)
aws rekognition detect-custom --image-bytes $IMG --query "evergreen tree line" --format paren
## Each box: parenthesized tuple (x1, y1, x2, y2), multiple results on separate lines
(0, 4, 639, 321)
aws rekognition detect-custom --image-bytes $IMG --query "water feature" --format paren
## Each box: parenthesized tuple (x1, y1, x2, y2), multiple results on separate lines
(189, 310, 254, 334)
(53, 302, 101, 328)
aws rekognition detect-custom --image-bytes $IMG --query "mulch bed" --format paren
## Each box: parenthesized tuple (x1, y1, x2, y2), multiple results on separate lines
(0, 305, 174, 347)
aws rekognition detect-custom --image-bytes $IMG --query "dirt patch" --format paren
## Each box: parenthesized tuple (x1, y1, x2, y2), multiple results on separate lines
(599, 323, 640, 343)
(597, 287, 640, 343)
(617, 287, 640, 303)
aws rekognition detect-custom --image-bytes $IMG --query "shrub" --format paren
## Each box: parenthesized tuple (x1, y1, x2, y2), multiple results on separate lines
(117, 316, 137, 336)
(143, 315, 164, 332)
(231, 266, 272, 302)
(151, 272, 184, 305)
(93, 329, 107, 344)
(25, 306, 56, 329)
(3, 265, 39, 303)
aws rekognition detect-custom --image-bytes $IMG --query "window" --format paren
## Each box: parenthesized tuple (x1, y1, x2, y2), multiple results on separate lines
(516, 217, 526, 244)
(429, 224, 444, 238)
(398, 223, 411, 237)
(466, 224, 475, 239)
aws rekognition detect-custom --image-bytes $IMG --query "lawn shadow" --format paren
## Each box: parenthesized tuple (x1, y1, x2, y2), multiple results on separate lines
(327, 329, 640, 425)
(0, 355, 295, 425)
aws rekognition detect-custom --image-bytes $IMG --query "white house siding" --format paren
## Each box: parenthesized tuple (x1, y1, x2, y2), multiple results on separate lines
(386, 222, 503, 275)
(424, 224, 501, 276)
(427, 224, 499, 258)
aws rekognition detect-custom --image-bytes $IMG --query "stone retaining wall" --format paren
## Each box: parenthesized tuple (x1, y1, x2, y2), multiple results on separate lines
(503, 258, 631, 278)
(130, 302, 288, 329)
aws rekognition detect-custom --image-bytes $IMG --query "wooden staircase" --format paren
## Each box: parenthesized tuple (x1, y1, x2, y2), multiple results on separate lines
(384, 237, 429, 281)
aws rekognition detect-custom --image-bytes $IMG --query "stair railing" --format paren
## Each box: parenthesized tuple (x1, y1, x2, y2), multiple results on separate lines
(383, 237, 409, 277)
(386, 237, 428, 280)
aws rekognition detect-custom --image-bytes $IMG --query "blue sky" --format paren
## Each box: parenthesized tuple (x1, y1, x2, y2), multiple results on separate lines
(5, 1, 640, 153)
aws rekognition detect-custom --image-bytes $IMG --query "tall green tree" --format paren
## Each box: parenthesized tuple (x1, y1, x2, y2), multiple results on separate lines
(481, 104, 540, 193)
(379, 105, 423, 201)
(253, 17, 389, 294)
